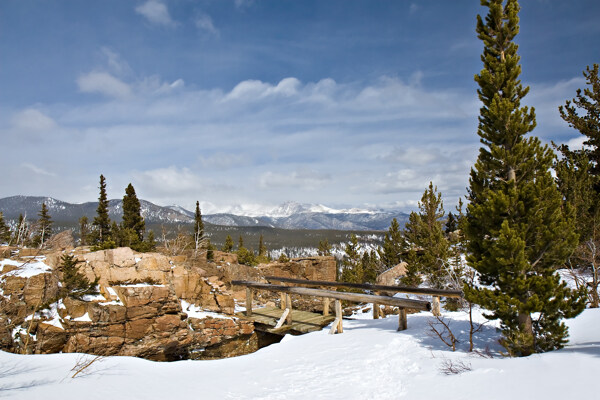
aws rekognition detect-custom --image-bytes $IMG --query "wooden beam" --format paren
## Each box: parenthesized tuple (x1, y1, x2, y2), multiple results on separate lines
(264, 276, 463, 298)
(246, 288, 253, 317)
(398, 308, 407, 331)
(232, 281, 432, 311)
(323, 297, 330, 316)
(274, 308, 290, 329)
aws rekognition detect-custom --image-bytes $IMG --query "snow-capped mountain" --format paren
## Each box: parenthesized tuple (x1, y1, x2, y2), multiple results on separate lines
(0, 196, 409, 231)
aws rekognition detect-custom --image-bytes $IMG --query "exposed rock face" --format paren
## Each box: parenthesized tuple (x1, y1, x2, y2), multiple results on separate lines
(258, 256, 337, 282)
(44, 230, 75, 251)
(376, 262, 407, 286)
(1, 249, 337, 361)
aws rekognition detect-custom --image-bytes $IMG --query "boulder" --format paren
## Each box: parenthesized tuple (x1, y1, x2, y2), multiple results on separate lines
(44, 230, 75, 251)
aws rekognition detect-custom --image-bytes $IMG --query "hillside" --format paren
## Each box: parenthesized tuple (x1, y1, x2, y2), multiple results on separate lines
(1, 307, 597, 399)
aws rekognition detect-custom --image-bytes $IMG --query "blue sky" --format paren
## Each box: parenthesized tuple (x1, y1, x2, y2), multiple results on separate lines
(1, 0, 599, 214)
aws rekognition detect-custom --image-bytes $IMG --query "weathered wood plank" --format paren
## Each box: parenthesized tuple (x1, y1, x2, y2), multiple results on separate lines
(232, 281, 431, 311)
(246, 288, 253, 317)
(398, 308, 407, 331)
(265, 276, 463, 298)
(432, 296, 441, 317)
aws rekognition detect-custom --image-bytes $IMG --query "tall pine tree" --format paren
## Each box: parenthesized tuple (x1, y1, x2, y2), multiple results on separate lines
(378, 218, 405, 270)
(122, 183, 145, 242)
(464, 0, 585, 355)
(92, 175, 112, 244)
(403, 182, 448, 289)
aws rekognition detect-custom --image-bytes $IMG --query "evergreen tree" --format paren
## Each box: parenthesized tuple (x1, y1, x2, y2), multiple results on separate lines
(0, 212, 10, 244)
(58, 254, 99, 299)
(464, 0, 585, 355)
(555, 64, 600, 307)
(222, 235, 234, 252)
(445, 213, 458, 235)
(378, 218, 404, 270)
(258, 234, 267, 257)
(238, 235, 244, 250)
(35, 202, 53, 247)
(193, 201, 205, 251)
(403, 182, 449, 289)
(92, 174, 112, 244)
(122, 183, 145, 242)
(317, 238, 332, 256)
(559, 64, 600, 179)
(341, 234, 364, 284)
(79, 216, 89, 246)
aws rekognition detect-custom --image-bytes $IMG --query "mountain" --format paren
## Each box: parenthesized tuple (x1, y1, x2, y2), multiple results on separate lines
(0, 196, 408, 231)
(0, 196, 193, 224)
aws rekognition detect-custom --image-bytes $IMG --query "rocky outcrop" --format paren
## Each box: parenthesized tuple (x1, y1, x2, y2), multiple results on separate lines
(258, 256, 337, 282)
(44, 230, 75, 251)
(1, 249, 338, 361)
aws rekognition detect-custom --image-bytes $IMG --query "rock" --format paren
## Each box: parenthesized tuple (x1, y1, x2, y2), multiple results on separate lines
(213, 251, 238, 264)
(44, 230, 75, 251)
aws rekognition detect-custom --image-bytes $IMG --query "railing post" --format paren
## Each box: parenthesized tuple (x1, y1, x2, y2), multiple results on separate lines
(285, 294, 293, 325)
(432, 296, 441, 316)
(373, 291, 380, 319)
(280, 292, 286, 310)
(246, 288, 253, 317)
(398, 308, 407, 331)
(335, 300, 343, 333)
(322, 287, 330, 316)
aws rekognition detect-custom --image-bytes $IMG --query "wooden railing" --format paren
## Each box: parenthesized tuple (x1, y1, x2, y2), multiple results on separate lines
(264, 276, 462, 318)
(232, 280, 432, 333)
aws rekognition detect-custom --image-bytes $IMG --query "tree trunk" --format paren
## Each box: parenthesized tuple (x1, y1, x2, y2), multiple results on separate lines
(518, 312, 534, 355)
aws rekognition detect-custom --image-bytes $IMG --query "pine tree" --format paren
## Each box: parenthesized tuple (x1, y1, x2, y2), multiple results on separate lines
(59, 254, 99, 299)
(258, 234, 267, 257)
(559, 64, 600, 178)
(317, 238, 332, 256)
(555, 64, 600, 307)
(92, 175, 112, 244)
(35, 202, 53, 247)
(193, 201, 205, 252)
(222, 235, 234, 252)
(0, 212, 10, 244)
(403, 182, 449, 289)
(238, 235, 244, 250)
(378, 218, 404, 270)
(341, 234, 364, 284)
(122, 183, 145, 242)
(464, 0, 585, 355)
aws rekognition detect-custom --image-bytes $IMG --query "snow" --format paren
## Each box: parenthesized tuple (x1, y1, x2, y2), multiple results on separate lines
(72, 313, 92, 322)
(0, 308, 598, 399)
(181, 300, 232, 320)
(0, 259, 52, 278)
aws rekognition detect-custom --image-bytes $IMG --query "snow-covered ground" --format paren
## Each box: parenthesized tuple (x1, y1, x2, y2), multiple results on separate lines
(0, 308, 598, 399)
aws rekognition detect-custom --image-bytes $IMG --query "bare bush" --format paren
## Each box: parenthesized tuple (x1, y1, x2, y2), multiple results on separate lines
(439, 358, 472, 375)
(428, 315, 459, 352)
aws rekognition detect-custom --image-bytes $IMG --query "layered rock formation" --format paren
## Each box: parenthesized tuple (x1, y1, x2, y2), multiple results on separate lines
(0, 246, 337, 361)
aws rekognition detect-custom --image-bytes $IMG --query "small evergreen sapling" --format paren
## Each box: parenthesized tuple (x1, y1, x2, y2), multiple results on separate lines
(59, 254, 99, 300)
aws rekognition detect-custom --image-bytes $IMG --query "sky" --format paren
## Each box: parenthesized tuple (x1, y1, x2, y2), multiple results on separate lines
(1, 0, 599, 214)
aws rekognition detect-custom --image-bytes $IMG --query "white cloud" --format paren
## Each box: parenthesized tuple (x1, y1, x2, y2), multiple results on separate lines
(135, 0, 176, 27)
(22, 163, 57, 177)
(11, 109, 57, 132)
(101, 47, 132, 76)
(195, 13, 219, 36)
(77, 71, 132, 98)
(234, 0, 254, 10)
(259, 169, 331, 191)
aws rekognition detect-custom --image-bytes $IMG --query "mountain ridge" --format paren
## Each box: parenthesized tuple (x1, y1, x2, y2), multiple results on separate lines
(0, 196, 408, 231)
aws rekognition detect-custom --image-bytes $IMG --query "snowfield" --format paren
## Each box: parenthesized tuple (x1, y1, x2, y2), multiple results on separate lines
(0, 308, 598, 399)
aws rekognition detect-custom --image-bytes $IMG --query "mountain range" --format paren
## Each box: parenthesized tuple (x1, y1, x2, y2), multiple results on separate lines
(0, 196, 408, 231)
